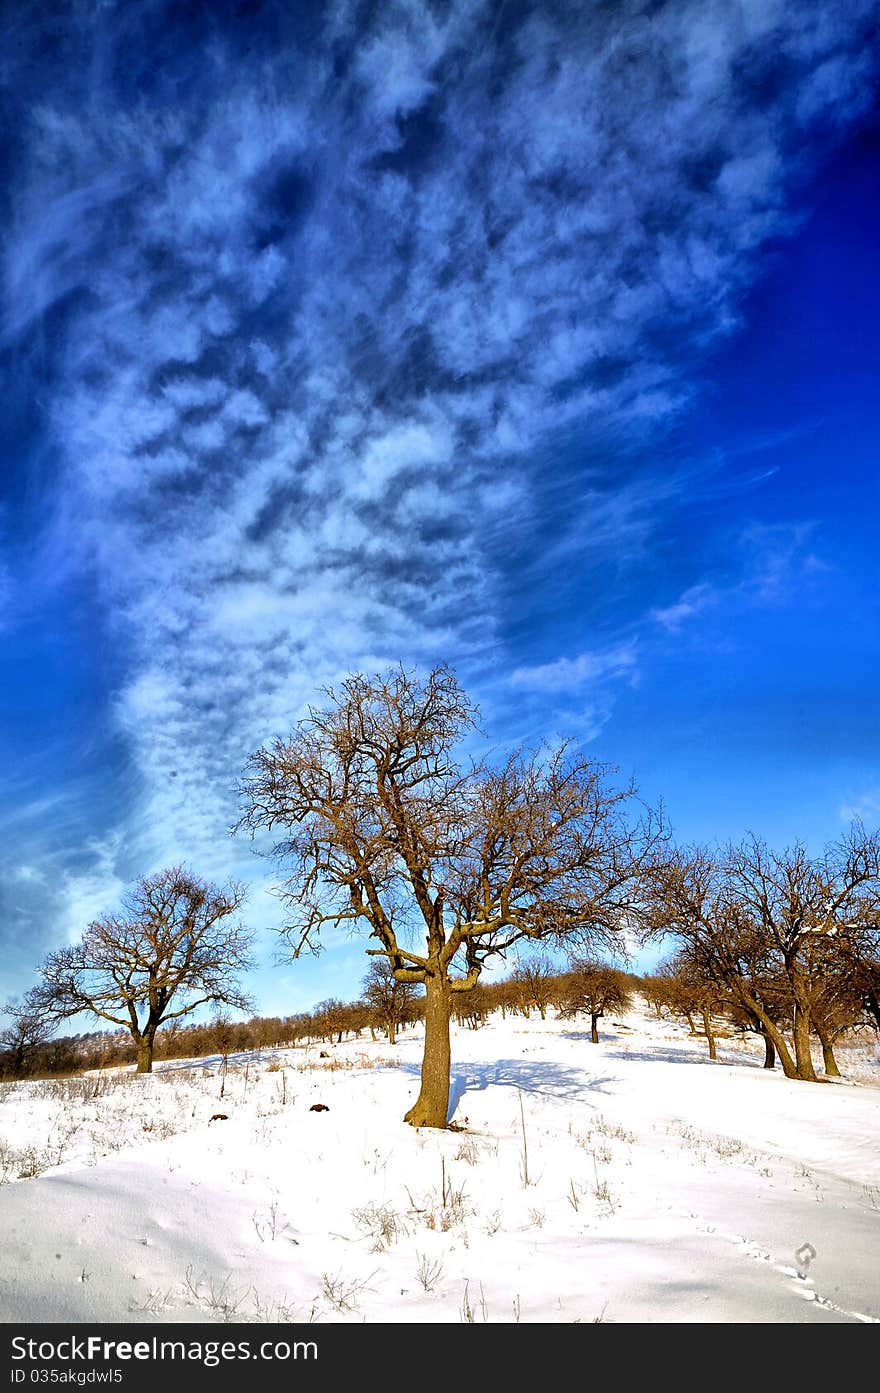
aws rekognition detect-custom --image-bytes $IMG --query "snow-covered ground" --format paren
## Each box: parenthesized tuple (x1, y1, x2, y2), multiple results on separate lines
(1, 1002, 878, 1325)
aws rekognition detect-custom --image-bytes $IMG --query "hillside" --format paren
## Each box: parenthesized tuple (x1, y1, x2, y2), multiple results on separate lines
(1, 1001, 878, 1324)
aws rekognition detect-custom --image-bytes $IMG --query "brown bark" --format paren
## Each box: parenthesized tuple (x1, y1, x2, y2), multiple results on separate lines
(814, 1020, 841, 1077)
(135, 1029, 156, 1074)
(590, 1011, 599, 1043)
(404, 974, 451, 1128)
(820, 1040, 841, 1077)
(701, 1006, 717, 1060)
(760, 1026, 776, 1069)
(736, 986, 799, 1078)
(791, 978, 817, 1081)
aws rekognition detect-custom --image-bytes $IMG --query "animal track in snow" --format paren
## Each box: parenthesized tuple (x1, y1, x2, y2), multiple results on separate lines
(690, 1220, 879, 1324)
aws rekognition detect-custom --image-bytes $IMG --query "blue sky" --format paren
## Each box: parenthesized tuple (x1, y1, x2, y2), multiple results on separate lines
(1, 0, 878, 1021)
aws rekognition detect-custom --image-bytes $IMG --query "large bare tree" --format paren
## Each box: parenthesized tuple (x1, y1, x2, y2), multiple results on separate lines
(31, 867, 254, 1072)
(236, 664, 660, 1127)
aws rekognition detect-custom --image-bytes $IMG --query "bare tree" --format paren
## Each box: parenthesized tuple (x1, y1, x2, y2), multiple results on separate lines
(209, 1013, 238, 1097)
(556, 960, 632, 1043)
(237, 664, 661, 1127)
(312, 997, 360, 1044)
(866, 975, 880, 1032)
(657, 950, 731, 1059)
(362, 959, 419, 1044)
(710, 964, 784, 1069)
(0, 998, 53, 1078)
(802, 937, 870, 1077)
(638, 974, 676, 1020)
(31, 867, 254, 1073)
(512, 954, 556, 1020)
(647, 828, 880, 1081)
(453, 982, 493, 1030)
(853, 952, 880, 1033)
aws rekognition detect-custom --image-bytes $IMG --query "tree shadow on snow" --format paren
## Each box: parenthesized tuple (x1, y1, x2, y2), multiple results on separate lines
(398, 1057, 620, 1121)
(155, 1049, 272, 1074)
(601, 1045, 755, 1068)
(559, 1029, 625, 1044)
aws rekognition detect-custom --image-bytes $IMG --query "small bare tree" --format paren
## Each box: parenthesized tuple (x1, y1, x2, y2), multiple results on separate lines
(362, 960, 419, 1044)
(512, 954, 556, 1020)
(557, 960, 632, 1043)
(312, 998, 359, 1044)
(657, 950, 731, 1059)
(210, 1014, 237, 1097)
(638, 974, 676, 1020)
(31, 867, 254, 1073)
(237, 664, 661, 1127)
(0, 999, 53, 1078)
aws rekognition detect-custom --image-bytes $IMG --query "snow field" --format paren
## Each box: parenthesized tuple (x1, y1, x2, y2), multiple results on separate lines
(1, 1002, 878, 1324)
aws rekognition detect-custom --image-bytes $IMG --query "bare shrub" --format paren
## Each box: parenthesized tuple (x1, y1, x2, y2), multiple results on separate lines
(351, 1202, 409, 1251)
(415, 1252, 444, 1291)
(184, 1266, 253, 1322)
(592, 1161, 617, 1214)
(460, 1279, 489, 1323)
(454, 1136, 483, 1165)
(319, 1269, 375, 1314)
(251, 1202, 284, 1243)
(407, 1165, 472, 1232)
(140, 1117, 180, 1140)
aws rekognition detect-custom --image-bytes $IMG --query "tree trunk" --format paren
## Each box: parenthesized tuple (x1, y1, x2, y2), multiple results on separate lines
(135, 1031, 155, 1074)
(820, 1039, 841, 1077)
(814, 1020, 841, 1077)
(590, 1012, 599, 1044)
(761, 1027, 776, 1069)
(791, 994, 817, 1082)
(701, 1007, 717, 1060)
(736, 986, 798, 1078)
(388, 1019, 397, 1045)
(404, 974, 451, 1128)
(864, 988, 880, 1032)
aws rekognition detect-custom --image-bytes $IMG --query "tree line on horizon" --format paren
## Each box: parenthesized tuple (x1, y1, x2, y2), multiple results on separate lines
(3, 665, 879, 1119)
(2, 949, 875, 1084)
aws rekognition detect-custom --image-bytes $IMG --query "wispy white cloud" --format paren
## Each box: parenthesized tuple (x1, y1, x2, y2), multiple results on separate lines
(839, 791, 880, 826)
(52, 834, 129, 948)
(652, 583, 718, 633)
(650, 521, 827, 635)
(1, 0, 876, 987)
(511, 644, 639, 694)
